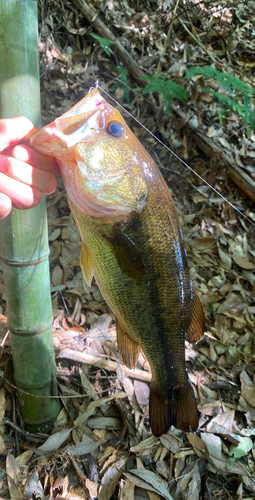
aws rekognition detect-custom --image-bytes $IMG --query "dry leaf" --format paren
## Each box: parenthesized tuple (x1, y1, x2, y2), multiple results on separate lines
(134, 380, 150, 407)
(52, 264, 64, 286)
(88, 416, 122, 430)
(6, 453, 26, 500)
(200, 432, 222, 460)
(186, 432, 209, 459)
(240, 370, 255, 408)
(147, 491, 161, 500)
(68, 434, 103, 455)
(127, 469, 173, 500)
(232, 254, 254, 270)
(159, 433, 181, 454)
(119, 478, 135, 500)
(206, 410, 235, 434)
(98, 457, 127, 500)
(85, 478, 98, 499)
(16, 450, 33, 467)
(34, 428, 72, 455)
(23, 470, 44, 499)
(218, 247, 232, 270)
(130, 436, 158, 454)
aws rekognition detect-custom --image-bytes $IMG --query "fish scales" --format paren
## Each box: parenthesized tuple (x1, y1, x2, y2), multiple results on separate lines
(25, 88, 205, 436)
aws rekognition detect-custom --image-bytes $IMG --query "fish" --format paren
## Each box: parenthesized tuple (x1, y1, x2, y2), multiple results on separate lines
(25, 88, 205, 437)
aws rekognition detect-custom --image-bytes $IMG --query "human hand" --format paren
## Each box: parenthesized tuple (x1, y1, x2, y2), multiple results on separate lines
(0, 116, 60, 220)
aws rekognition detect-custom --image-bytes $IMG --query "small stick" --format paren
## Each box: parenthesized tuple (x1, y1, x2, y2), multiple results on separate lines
(179, 18, 218, 63)
(56, 348, 152, 382)
(157, 0, 181, 75)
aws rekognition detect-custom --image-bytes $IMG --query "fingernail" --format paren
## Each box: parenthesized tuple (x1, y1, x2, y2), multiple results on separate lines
(13, 145, 29, 161)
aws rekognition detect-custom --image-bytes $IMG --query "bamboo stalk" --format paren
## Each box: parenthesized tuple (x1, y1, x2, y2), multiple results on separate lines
(0, 0, 60, 431)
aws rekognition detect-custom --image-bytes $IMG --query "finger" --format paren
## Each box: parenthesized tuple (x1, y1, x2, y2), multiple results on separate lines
(0, 193, 12, 220)
(12, 145, 61, 177)
(0, 155, 57, 194)
(0, 173, 42, 210)
(0, 117, 36, 152)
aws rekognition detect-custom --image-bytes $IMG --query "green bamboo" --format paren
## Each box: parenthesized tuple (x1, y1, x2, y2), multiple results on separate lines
(0, 0, 60, 431)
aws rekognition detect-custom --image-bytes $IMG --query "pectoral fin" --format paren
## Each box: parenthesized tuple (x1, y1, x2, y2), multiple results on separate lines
(186, 288, 205, 343)
(103, 225, 145, 281)
(80, 241, 94, 288)
(116, 319, 140, 369)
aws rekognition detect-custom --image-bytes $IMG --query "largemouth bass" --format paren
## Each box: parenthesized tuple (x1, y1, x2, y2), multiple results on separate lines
(25, 88, 205, 436)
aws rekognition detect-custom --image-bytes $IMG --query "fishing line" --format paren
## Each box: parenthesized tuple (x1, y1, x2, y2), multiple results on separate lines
(96, 83, 255, 229)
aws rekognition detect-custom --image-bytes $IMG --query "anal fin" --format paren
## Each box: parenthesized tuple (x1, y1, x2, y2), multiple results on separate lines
(149, 380, 198, 437)
(116, 319, 140, 369)
(186, 288, 205, 344)
(80, 241, 94, 288)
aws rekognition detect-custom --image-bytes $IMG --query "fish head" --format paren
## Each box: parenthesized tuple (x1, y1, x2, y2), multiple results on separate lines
(26, 89, 148, 218)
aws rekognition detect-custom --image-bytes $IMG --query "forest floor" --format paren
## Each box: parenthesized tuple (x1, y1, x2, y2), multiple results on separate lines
(1, 0, 255, 498)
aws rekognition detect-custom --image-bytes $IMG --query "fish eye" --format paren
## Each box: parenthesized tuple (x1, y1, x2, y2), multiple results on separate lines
(106, 121, 124, 138)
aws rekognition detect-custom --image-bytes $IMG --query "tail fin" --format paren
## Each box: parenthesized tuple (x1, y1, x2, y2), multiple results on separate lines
(149, 380, 198, 437)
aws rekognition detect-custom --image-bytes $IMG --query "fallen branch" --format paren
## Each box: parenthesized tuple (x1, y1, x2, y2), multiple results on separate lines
(56, 348, 152, 382)
(171, 104, 255, 203)
(72, 0, 146, 86)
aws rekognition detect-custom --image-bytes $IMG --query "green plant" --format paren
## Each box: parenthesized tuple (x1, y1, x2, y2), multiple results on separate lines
(110, 66, 131, 103)
(90, 33, 115, 56)
(142, 75, 189, 116)
(185, 66, 255, 132)
(227, 436, 253, 469)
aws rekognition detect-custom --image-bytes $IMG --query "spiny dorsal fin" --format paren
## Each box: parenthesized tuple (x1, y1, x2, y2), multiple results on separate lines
(186, 288, 205, 344)
(80, 241, 94, 288)
(116, 318, 140, 369)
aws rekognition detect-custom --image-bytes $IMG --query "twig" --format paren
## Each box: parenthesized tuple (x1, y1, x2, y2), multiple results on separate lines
(56, 348, 152, 382)
(3, 418, 47, 443)
(179, 18, 218, 64)
(69, 456, 90, 496)
(157, 0, 181, 76)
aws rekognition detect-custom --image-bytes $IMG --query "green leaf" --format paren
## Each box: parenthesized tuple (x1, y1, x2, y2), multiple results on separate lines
(227, 436, 253, 469)
(142, 75, 189, 116)
(110, 66, 131, 103)
(229, 436, 253, 459)
(186, 66, 255, 132)
(185, 66, 218, 79)
(90, 33, 115, 57)
(185, 66, 254, 97)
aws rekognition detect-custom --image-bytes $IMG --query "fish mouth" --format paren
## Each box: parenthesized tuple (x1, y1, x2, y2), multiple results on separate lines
(24, 90, 111, 156)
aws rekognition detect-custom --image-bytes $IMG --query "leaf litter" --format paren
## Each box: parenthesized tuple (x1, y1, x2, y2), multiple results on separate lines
(0, 0, 255, 498)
